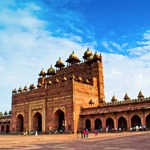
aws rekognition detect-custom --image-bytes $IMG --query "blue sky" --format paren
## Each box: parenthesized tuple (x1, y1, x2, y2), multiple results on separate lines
(0, 0, 150, 113)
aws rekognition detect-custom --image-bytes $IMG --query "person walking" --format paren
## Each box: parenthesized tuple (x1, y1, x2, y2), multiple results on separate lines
(83, 129, 86, 138)
(86, 129, 88, 138)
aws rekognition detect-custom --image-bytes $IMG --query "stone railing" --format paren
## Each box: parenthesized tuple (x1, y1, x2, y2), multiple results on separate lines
(102, 97, 150, 107)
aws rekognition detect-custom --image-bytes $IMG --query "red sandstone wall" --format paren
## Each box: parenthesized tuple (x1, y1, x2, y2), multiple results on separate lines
(73, 80, 99, 132)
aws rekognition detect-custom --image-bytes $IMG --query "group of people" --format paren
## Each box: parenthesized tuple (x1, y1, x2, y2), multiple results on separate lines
(130, 125, 146, 132)
(76, 129, 89, 138)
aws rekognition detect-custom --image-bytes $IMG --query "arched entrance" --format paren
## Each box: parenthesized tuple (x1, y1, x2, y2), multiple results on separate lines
(85, 119, 91, 130)
(54, 109, 65, 131)
(6, 125, 10, 133)
(146, 114, 150, 128)
(33, 112, 42, 132)
(131, 115, 141, 127)
(16, 114, 24, 132)
(94, 118, 102, 130)
(1, 125, 4, 133)
(106, 117, 114, 129)
(118, 117, 127, 131)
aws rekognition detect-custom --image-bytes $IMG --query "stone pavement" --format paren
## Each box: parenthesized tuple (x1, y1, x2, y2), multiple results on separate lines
(0, 131, 150, 150)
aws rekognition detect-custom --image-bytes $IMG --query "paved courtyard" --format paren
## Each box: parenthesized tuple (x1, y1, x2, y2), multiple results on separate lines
(0, 131, 150, 150)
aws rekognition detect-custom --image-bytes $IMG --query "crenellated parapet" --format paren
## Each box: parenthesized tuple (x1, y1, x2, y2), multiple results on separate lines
(12, 75, 96, 95)
(103, 97, 150, 107)
(12, 48, 103, 94)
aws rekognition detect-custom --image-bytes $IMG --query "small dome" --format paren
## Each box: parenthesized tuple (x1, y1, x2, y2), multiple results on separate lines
(4, 111, 7, 116)
(138, 90, 144, 99)
(47, 80, 52, 85)
(66, 51, 80, 63)
(83, 47, 93, 59)
(29, 84, 35, 90)
(89, 99, 94, 105)
(55, 57, 65, 68)
(87, 54, 93, 62)
(85, 79, 89, 83)
(93, 52, 101, 61)
(111, 95, 117, 102)
(24, 86, 28, 91)
(39, 68, 46, 77)
(18, 87, 23, 93)
(37, 82, 42, 88)
(124, 93, 130, 100)
(78, 76, 82, 82)
(13, 88, 17, 94)
(63, 76, 67, 81)
(47, 65, 55, 75)
(55, 77, 59, 83)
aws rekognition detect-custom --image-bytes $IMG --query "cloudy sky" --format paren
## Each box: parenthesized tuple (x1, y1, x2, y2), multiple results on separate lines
(0, 0, 150, 113)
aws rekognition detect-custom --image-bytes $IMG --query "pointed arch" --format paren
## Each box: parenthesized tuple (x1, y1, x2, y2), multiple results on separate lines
(131, 115, 141, 127)
(54, 109, 65, 131)
(85, 119, 91, 131)
(6, 125, 10, 133)
(118, 116, 127, 131)
(94, 118, 102, 130)
(16, 114, 24, 132)
(1, 125, 4, 133)
(33, 112, 42, 132)
(106, 117, 114, 129)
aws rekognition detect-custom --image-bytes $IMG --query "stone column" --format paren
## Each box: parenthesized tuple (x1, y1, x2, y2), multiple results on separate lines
(29, 104, 31, 132)
(91, 116, 94, 131)
(42, 109, 46, 132)
(102, 117, 105, 130)
(114, 116, 117, 128)
(140, 110, 146, 126)
(127, 113, 131, 130)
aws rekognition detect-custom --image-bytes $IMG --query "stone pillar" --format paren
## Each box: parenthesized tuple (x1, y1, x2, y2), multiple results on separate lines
(4, 125, 6, 133)
(29, 104, 31, 132)
(127, 113, 131, 130)
(141, 111, 146, 126)
(91, 116, 94, 131)
(114, 116, 117, 128)
(42, 109, 46, 132)
(102, 117, 105, 130)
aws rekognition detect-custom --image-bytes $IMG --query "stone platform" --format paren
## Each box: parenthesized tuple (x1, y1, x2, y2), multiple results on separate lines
(0, 131, 150, 150)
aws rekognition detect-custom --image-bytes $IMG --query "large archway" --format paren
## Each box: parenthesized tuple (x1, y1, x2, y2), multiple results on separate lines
(131, 115, 141, 127)
(1, 125, 4, 133)
(118, 117, 127, 131)
(146, 114, 150, 129)
(54, 109, 65, 131)
(94, 118, 102, 130)
(106, 117, 114, 129)
(85, 119, 91, 131)
(16, 114, 24, 132)
(33, 112, 42, 132)
(6, 125, 10, 133)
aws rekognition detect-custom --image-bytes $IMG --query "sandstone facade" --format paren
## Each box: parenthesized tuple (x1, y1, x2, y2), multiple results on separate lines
(0, 49, 150, 133)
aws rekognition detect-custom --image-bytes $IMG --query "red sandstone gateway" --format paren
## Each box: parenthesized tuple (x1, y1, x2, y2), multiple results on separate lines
(1, 48, 150, 134)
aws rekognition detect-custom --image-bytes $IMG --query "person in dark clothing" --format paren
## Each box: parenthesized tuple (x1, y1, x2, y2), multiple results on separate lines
(80, 130, 83, 138)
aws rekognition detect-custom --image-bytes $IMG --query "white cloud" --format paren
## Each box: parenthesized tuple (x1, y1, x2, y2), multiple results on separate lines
(103, 53, 150, 101)
(111, 42, 122, 51)
(101, 41, 113, 52)
(102, 40, 128, 52)
(128, 30, 150, 56)
(143, 30, 150, 40)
